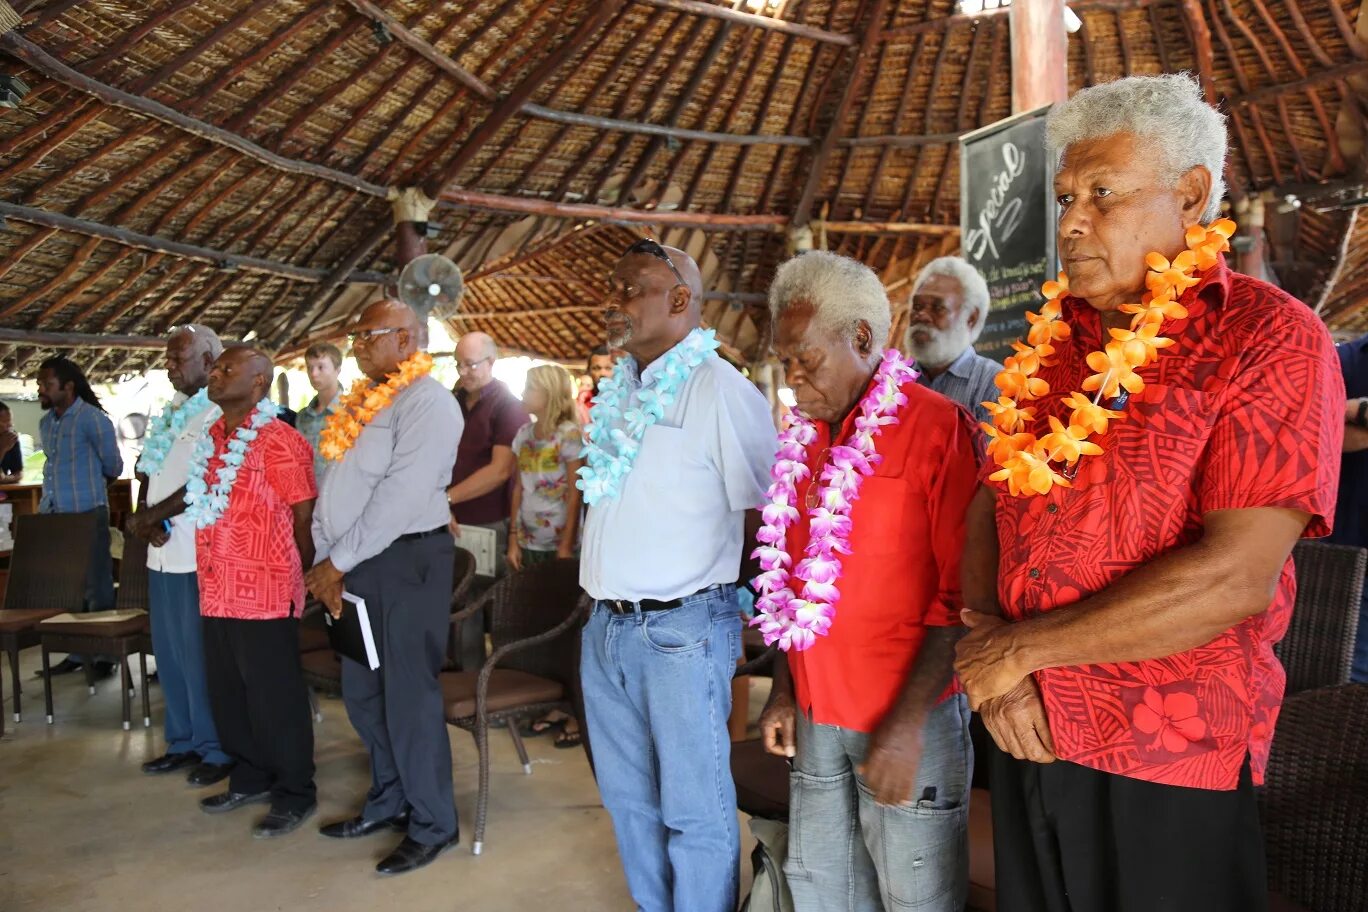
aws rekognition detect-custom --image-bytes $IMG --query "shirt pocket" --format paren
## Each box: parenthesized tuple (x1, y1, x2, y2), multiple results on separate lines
(853, 476, 915, 556)
(632, 425, 692, 489)
(350, 424, 393, 485)
(1107, 382, 1217, 490)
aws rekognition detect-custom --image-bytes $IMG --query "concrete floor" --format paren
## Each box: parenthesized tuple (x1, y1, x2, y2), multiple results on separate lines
(0, 652, 764, 912)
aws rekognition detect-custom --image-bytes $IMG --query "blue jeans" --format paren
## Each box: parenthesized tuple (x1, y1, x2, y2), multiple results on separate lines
(581, 586, 743, 912)
(148, 570, 229, 764)
(786, 694, 973, 912)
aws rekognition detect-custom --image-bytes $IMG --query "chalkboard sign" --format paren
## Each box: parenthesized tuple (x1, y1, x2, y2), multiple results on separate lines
(960, 106, 1057, 362)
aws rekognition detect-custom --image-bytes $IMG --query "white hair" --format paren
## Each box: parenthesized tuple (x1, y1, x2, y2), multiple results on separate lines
(911, 257, 990, 343)
(768, 251, 891, 349)
(170, 324, 223, 361)
(1046, 73, 1228, 222)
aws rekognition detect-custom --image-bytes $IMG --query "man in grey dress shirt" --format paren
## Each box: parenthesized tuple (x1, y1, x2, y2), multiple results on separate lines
(306, 300, 464, 876)
(905, 256, 1001, 428)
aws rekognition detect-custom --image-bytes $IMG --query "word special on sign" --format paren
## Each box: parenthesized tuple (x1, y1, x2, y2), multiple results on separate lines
(965, 142, 1027, 263)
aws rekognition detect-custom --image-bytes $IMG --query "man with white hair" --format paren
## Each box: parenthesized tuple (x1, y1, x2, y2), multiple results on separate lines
(756, 251, 978, 911)
(579, 238, 775, 911)
(906, 256, 1000, 427)
(953, 74, 1342, 911)
(129, 325, 234, 786)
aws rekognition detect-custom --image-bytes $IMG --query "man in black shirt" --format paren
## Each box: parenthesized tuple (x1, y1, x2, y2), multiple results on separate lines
(0, 402, 24, 483)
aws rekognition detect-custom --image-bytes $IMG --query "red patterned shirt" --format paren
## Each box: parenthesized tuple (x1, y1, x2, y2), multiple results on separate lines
(196, 416, 317, 621)
(989, 257, 1341, 790)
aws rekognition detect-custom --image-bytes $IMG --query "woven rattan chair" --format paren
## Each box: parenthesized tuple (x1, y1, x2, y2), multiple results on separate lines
(39, 532, 151, 730)
(301, 546, 478, 698)
(1278, 541, 1366, 694)
(0, 512, 97, 732)
(1260, 683, 1368, 912)
(438, 557, 584, 855)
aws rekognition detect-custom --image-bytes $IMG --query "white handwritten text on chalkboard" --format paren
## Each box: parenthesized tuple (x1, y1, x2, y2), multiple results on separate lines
(965, 142, 1028, 263)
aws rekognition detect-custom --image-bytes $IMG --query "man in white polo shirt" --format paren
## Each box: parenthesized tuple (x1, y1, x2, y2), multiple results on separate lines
(578, 238, 776, 912)
(129, 325, 234, 787)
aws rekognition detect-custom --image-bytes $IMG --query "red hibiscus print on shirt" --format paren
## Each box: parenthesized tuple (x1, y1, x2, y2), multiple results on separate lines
(1132, 686, 1208, 754)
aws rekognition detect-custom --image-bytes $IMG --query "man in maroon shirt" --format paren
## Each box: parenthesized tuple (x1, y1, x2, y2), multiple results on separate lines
(954, 74, 1342, 912)
(445, 331, 529, 668)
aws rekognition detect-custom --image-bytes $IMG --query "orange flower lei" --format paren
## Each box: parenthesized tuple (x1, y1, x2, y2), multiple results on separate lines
(984, 219, 1236, 497)
(319, 351, 434, 462)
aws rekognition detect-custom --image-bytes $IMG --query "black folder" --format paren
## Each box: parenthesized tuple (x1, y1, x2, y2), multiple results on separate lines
(324, 592, 379, 670)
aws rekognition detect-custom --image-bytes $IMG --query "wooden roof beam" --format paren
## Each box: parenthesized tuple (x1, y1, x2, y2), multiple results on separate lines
(339, 0, 499, 101)
(0, 328, 166, 351)
(0, 201, 390, 285)
(632, 0, 852, 46)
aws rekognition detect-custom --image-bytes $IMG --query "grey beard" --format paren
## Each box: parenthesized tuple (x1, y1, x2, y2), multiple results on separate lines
(606, 322, 634, 349)
(906, 321, 974, 373)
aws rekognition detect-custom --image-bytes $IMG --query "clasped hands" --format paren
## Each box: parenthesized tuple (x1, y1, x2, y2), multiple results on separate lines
(127, 513, 170, 548)
(955, 609, 1056, 764)
(305, 559, 346, 618)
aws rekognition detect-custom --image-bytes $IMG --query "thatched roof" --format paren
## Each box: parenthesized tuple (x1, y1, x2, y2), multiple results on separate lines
(1, 0, 1366, 379)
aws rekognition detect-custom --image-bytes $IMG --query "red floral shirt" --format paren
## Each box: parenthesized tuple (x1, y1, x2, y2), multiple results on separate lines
(788, 377, 978, 734)
(196, 417, 317, 621)
(988, 258, 1342, 790)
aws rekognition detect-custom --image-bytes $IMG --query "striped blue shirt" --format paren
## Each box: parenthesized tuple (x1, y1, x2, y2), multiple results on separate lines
(38, 398, 123, 514)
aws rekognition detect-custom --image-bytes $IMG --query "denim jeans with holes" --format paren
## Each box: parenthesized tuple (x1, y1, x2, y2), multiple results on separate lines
(580, 586, 743, 912)
(785, 694, 973, 912)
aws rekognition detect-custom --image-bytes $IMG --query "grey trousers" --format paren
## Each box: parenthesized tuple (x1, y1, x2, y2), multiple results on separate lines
(786, 694, 973, 912)
(340, 532, 457, 845)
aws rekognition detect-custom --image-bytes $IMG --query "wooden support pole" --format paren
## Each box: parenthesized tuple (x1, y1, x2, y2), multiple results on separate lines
(632, 0, 853, 45)
(1010, 0, 1069, 113)
(0, 202, 390, 285)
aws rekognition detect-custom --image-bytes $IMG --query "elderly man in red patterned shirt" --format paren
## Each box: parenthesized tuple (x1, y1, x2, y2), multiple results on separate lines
(193, 345, 319, 840)
(953, 74, 1343, 912)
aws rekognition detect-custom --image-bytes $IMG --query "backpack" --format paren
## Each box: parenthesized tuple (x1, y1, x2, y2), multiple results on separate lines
(739, 817, 795, 912)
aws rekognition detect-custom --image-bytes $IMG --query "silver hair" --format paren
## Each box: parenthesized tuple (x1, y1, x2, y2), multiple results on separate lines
(1046, 73, 1228, 222)
(170, 324, 224, 361)
(768, 251, 891, 350)
(911, 257, 991, 343)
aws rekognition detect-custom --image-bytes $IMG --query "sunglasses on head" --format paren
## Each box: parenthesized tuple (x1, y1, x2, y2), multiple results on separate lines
(625, 238, 686, 287)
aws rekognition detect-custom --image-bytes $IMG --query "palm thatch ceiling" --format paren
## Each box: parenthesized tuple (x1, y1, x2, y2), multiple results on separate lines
(1, 0, 1366, 379)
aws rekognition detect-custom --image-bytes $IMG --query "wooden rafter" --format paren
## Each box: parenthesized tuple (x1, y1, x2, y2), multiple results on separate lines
(632, 0, 852, 46)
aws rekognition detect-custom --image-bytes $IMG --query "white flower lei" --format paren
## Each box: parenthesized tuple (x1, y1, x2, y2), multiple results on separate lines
(183, 398, 279, 529)
(135, 387, 216, 477)
(575, 328, 720, 505)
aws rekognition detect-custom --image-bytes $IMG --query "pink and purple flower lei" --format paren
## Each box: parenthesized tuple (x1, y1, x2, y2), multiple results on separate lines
(750, 349, 919, 652)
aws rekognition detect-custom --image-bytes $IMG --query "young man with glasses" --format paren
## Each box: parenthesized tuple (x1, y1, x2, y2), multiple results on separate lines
(579, 238, 776, 912)
(444, 331, 529, 668)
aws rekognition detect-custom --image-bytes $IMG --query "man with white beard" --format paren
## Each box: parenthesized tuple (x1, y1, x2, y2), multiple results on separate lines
(904, 257, 1000, 428)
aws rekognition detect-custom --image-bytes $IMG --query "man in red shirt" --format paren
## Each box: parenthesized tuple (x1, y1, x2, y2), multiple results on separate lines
(194, 346, 320, 839)
(954, 75, 1342, 912)
(758, 251, 979, 911)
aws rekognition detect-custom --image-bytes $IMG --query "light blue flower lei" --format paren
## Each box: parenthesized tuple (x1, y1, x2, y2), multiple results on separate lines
(135, 387, 216, 477)
(576, 328, 719, 506)
(183, 397, 280, 529)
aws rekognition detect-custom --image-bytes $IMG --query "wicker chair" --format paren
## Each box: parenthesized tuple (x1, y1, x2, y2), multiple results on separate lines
(1278, 541, 1366, 695)
(0, 512, 97, 732)
(1260, 683, 1368, 912)
(438, 557, 584, 855)
(300, 546, 478, 699)
(39, 532, 152, 730)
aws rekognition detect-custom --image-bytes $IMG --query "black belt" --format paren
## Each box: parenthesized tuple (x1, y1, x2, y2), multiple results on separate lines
(602, 585, 724, 615)
(397, 526, 447, 543)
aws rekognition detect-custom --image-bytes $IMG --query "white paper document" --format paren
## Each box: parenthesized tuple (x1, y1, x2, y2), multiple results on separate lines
(457, 524, 498, 577)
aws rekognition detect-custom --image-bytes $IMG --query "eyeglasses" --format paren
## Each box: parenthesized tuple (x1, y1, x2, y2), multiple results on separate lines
(804, 448, 832, 511)
(625, 237, 686, 287)
(456, 356, 493, 373)
(348, 327, 402, 346)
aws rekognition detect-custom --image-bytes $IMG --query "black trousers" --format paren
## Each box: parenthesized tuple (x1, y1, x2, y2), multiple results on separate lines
(202, 616, 316, 813)
(341, 533, 456, 845)
(989, 743, 1267, 912)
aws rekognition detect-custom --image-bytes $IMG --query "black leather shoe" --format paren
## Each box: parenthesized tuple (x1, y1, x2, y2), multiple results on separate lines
(142, 751, 200, 775)
(199, 789, 270, 814)
(34, 657, 83, 677)
(318, 811, 410, 839)
(252, 803, 317, 839)
(90, 660, 116, 680)
(186, 761, 234, 787)
(376, 833, 459, 875)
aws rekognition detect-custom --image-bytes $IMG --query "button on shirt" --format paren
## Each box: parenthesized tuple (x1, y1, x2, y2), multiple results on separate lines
(787, 375, 978, 734)
(39, 398, 123, 513)
(145, 394, 220, 574)
(314, 376, 463, 573)
(916, 346, 1002, 429)
(196, 417, 317, 620)
(581, 355, 776, 602)
(451, 378, 530, 525)
(987, 258, 1342, 790)
(295, 392, 341, 485)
